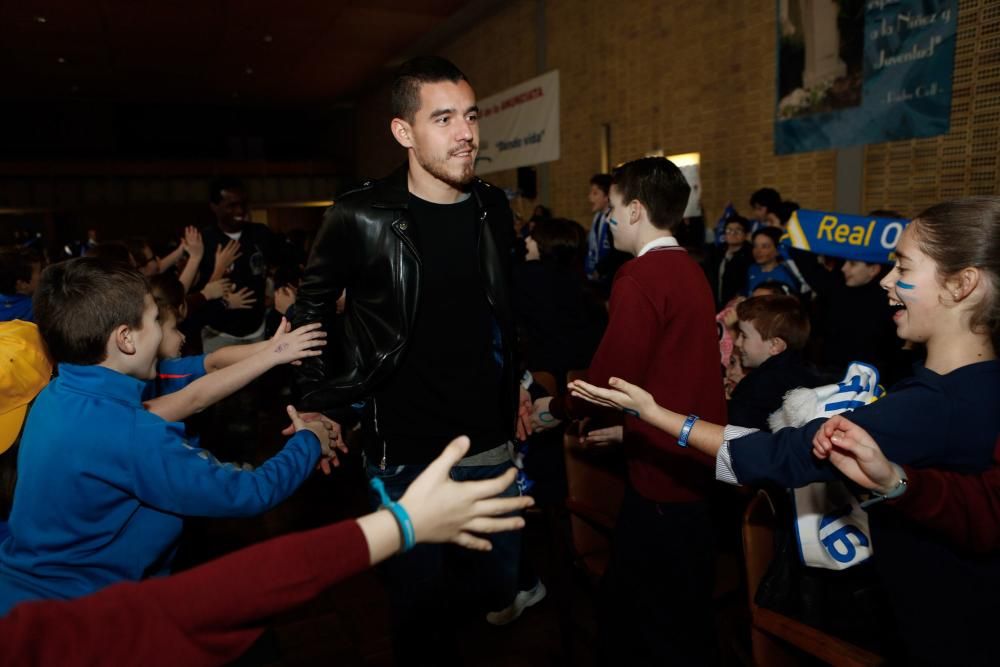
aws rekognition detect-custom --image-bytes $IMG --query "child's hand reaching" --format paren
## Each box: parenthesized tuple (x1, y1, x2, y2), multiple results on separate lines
(812, 415, 901, 494)
(286, 405, 332, 459)
(265, 317, 326, 367)
(580, 425, 623, 447)
(568, 376, 657, 421)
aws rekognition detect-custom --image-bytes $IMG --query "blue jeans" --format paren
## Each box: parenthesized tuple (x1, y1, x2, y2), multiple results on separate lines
(366, 457, 523, 665)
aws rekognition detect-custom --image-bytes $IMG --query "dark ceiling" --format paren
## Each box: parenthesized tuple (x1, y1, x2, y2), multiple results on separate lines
(0, 0, 472, 106)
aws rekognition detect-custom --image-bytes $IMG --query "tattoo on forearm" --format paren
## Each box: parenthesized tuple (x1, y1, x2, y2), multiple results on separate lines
(274, 343, 289, 354)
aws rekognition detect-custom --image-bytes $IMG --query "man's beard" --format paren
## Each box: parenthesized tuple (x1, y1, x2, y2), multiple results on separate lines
(416, 144, 477, 189)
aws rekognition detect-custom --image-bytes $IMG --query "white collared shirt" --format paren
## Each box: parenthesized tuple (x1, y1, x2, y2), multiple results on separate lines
(637, 236, 680, 257)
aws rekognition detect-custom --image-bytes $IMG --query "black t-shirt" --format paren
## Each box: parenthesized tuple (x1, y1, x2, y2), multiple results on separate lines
(371, 194, 506, 464)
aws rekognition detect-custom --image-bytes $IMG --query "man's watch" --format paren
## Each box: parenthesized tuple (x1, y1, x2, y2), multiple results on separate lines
(861, 464, 908, 507)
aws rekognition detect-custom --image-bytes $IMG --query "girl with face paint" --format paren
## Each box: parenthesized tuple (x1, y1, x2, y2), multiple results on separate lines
(568, 198, 1000, 663)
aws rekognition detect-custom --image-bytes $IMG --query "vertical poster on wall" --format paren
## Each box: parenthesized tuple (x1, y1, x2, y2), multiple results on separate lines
(475, 71, 560, 175)
(774, 0, 958, 155)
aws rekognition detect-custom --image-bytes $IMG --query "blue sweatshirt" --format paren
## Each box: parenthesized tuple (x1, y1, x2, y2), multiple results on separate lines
(729, 360, 1000, 664)
(0, 363, 321, 614)
(142, 354, 208, 401)
(0, 294, 33, 322)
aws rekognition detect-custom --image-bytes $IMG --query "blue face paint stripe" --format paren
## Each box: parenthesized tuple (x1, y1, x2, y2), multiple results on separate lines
(896, 280, 915, 290)
(607, 217, 618, 226)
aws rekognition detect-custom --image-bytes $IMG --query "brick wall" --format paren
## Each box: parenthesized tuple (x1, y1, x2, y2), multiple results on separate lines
(355, 0, 997, 226)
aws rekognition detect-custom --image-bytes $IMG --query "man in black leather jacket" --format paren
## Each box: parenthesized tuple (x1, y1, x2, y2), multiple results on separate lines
(292, 57, 537, 663)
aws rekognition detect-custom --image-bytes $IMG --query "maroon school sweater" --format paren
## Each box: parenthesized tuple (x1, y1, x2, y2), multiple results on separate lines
(0, 520, 369, 667)
(553, 246, 727, 503)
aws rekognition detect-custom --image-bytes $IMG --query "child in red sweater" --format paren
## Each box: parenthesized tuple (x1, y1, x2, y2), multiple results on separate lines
(531, 157, 726, 664)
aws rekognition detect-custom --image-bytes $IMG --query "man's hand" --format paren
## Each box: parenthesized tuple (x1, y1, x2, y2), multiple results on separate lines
(529, 396, 562, 432)
(516, 386, 533, 441)
(282, 410, 347, 474)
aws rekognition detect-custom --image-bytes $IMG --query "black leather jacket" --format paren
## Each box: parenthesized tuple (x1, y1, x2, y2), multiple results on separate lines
(292, 165, 520, 437)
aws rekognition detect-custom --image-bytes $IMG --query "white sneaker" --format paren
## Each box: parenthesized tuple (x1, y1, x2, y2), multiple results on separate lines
(485, 580, 547, 626)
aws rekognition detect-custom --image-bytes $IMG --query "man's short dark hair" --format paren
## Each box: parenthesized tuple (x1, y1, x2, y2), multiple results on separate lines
(589, 173, 613, 197)
(736, 294, 810, 351)
(0, 248, 40, 294)
(34, 258, 149, 366)
(208, 177, 247, 205)
(750, 187, 782, 212)
(611, 157, 691, 232)
(391, 56, 468, 123)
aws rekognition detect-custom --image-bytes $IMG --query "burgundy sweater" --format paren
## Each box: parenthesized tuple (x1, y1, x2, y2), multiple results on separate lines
(897, 436, 1000, 554)
(0, 519, 369, 667)
(551, 247, 727, 503)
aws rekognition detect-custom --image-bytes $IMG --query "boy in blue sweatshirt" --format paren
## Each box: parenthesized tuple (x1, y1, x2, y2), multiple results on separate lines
(0, 257, 334, 614)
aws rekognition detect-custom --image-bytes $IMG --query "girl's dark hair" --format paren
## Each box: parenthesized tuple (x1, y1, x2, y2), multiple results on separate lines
(530, 218, 584, 267)
(911, 197, 1000, 341)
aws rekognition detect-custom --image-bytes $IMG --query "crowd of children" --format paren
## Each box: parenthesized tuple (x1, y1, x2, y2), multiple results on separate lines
(2, 160, 999, 665)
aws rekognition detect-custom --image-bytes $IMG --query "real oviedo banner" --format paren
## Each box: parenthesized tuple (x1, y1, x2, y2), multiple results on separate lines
(786, 209, 910, 263)
(475, 70, 560, 176)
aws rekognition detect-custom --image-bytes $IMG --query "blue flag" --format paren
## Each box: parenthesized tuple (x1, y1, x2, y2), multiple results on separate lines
(785, 210, 910, 264)
(713, 203, 737, 246)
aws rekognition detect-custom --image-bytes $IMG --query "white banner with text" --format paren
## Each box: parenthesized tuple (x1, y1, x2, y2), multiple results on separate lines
(475, 70, 560, 176)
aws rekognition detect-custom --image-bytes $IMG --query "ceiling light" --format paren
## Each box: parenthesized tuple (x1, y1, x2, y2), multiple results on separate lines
(263, 34, 273, 43)
(245, 67, 254, 75)
(34, 16, 47, 24)
(57, 57, 66, 64)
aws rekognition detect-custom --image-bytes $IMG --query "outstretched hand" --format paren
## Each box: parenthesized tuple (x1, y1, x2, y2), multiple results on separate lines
(211, 240, 243, 281)
(282, 411, 347, 473)
(568, 376, 656, 420)
(182, 226, 204, 259)
(399, 436, 534, 551)
(812, 415, 899, 493)
(224, 286, 257, 310)
(286, 405, 331, 457)
(266, 317, 326, 366)
(580, 424, 623, 447)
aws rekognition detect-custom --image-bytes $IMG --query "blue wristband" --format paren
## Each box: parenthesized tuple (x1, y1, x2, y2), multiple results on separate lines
(678, 414, 699, 448)
(370, 477, 416, 552)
